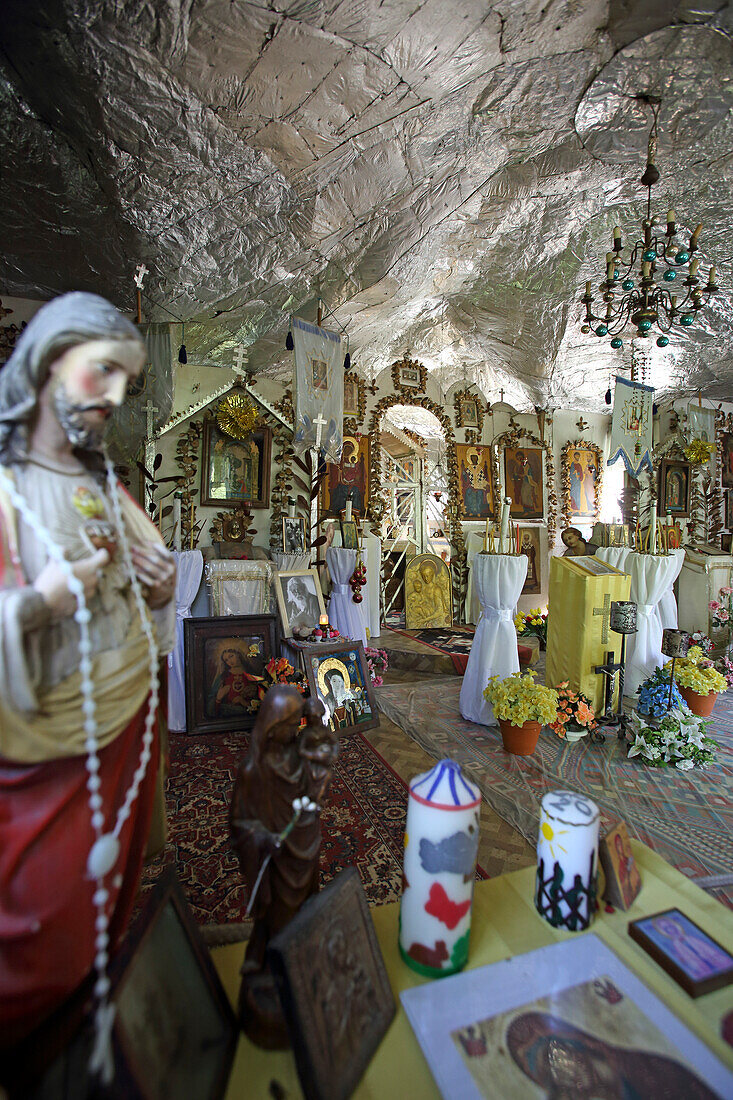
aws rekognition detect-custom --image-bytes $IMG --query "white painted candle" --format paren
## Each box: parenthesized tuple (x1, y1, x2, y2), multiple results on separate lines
(500, 497, 511, 554)
(400, 760, 481, 977)
(535, 790, 600, 931)
(650, 502, 657, 553)
(345, 498, 353, 521)
(172, 493, 182, 552)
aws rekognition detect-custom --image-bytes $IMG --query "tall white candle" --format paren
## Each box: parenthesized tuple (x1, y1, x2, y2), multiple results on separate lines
(650, 502, 658, 553)
(400, 760, 481, 976)
(173, 493, 182, 552)
(500, 497, 511, 553)
(345, 498, 353, 521)
(535, 790, 599, 931)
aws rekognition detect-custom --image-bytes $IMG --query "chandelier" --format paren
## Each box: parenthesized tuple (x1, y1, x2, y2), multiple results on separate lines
(581, 95, 719, 350)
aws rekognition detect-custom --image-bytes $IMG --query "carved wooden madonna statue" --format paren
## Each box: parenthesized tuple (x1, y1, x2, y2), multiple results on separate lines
(229, 684, 338, 1047)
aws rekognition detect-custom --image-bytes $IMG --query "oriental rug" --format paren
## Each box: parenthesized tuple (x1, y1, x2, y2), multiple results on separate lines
(376, 678, 733, 909)
(139, 727, 488, 941)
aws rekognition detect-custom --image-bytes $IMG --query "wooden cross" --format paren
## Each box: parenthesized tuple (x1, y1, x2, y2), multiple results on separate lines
(593, 593, 612, 645)
(313, 413, 327, 450)
(233, 344, 247, 376)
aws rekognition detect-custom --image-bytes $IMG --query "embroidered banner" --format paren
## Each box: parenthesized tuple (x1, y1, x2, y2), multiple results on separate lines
(292, 317, 343, 463)
(608, 376, 654, 477)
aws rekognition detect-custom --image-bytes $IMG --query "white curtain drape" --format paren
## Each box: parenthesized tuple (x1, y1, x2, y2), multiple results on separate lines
(464, 531, 486, 625)
(459, 553, 527, 726)
(272, 551, 311, 573)
(657, 548, 686, 630)
(167, 550, 204, 732)
(625, 552, 681, 695)
(326, 547, 368, 646)
(595, 546, 633, 573)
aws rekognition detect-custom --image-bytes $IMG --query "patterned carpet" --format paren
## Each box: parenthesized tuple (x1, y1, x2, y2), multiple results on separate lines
(140, 725, 487, 940)
(376, 678, 733, 908)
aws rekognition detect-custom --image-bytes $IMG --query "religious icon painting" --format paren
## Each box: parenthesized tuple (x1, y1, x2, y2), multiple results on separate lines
(598, 822, 641, 911)
(404, 554, 452, 629)
(320, 435, 369, 518)
(311, 357, 328, 391)
(629, 909, 733, 997)
(339, 516, 360, 550)
(343, 371, 365, 421)
(562, 442, 602, 521)
(723, 532, 733, 554)
(517, 527, 541, 595)
(390, 356, 427, 393)
(456, 443, 494, 519)
(305, 641, 379, 734)
(721, 432, 733, 490)
(503, 446, 544, 519)
(201, 416, 272, 509)
(184, 615, 280, 734)
(659, 459, 691, 518)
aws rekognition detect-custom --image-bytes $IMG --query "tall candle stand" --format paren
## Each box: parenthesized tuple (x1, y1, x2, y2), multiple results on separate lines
(609, 601, 637, 740)
(661, 628, 690, 710)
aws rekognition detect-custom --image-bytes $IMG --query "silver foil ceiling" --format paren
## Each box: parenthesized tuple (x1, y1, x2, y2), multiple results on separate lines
(1, 0, 732, 411)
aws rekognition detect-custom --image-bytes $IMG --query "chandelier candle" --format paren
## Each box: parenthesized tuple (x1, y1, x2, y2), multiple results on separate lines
(399, 760, 481, 978)
(535, 790, 600, 932)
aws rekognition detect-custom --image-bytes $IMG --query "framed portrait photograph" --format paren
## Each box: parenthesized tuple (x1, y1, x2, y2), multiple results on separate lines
(517, 527, 541, 594)
(305, 640, 379, 734)
(629, 909, 733, 998)
(390, 356, 427, 393)
(282, 515, 306, 553)
(110, 868, 237, 1099)
(339, 516, 360, 549)
(659, 458, 691, 518)
(320, 434, 369, 518)
(200, 415, 271, 509)
(456, 443, 493, 519)
(721, 432, 733, 490)
(268, 867, 395, 1100)
(504, 446, 544, 519)
(562, 441, 601, 521)
(274, 568, 327, 638)
(184, 615, 279, 734)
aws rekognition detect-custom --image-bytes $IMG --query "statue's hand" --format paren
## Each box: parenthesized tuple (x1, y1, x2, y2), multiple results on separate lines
(34, 548, 110, 621)
(130, 543, 176, 608)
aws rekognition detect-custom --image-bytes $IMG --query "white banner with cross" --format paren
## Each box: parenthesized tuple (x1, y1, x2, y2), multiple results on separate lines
(292, 316, 343, 463)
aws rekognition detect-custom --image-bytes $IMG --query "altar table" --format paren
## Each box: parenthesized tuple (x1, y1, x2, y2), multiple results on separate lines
(214, 842, 733, 1098)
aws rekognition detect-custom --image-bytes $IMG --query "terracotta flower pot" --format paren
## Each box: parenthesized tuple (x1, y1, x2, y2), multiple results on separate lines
(679, 686, 718, 717)
(498, 719, 541, 755)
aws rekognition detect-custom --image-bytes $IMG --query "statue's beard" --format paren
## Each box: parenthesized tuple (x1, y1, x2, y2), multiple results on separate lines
(52, 382, 110, 450)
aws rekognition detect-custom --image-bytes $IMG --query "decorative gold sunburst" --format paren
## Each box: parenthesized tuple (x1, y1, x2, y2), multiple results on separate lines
(216, 393, 260, 440)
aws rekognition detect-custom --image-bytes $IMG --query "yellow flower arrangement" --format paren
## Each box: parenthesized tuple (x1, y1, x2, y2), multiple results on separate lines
(484, 670, 559, 725)
(665, 646, 727, 696)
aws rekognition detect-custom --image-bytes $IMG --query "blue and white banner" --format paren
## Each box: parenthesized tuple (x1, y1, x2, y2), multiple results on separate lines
(608, 375, 654, 477)
(292, 317, 343, 463)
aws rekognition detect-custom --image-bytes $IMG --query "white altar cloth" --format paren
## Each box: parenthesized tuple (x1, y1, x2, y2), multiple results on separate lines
(326, 547, 368, 646)
(168, 550, 203, 732)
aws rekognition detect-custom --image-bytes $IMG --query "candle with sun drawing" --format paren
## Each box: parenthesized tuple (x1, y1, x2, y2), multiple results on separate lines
(399, 760, 481, 978)
(535, 790, 600, 931)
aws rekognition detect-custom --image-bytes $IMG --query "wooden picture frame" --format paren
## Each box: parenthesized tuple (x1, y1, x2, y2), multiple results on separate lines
(517, 526, 541, 594)
(200, 415, 271, 508)
(561, 440, 602, 524)
(599, 821, 641, 911)
(390, 355, 427, 393)
(339, 515, 360, 550)
(722, 532, 732, 554)
(659, 458, 691, 518)
(343, 371, 366, 422)
(274, 568, 327, 638)
(304, 640, 380, 734)
(455, 443, 494, 519)
(453, 388, 485, 435)
(282, 514, 307, 553)
(629, 908, 733, 998)
(721, 432, 733, 490)
(320, 435, 369, 519)
(503, 445, 544, 520)
(184, 614, 279, 734)
(404, 553, 452, 629)
(267, 867, 395, 1100)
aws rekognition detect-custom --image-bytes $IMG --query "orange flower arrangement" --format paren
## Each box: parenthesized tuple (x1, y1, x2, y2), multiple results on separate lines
(550, 682, 598, 741)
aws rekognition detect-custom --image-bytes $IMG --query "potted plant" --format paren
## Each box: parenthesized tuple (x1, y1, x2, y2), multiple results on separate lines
(514, 608, 548, 651)
(484, 671, 558, 755)
(549, 682, 598, 743)
(637, 666, 687, 719)
(664, 645, 727, 717)
(626, 708, 718, 771)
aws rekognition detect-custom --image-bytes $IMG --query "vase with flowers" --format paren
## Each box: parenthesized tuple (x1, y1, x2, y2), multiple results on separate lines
(364, 646, 389, 686)
(484, 671, 558, 755)
(514, 608, 548, 650)
(549, 683, 598, 743)
(664, 645, 728, 717)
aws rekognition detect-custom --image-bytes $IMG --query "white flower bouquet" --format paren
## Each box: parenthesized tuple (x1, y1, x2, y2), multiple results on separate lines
(626, 708, 718, 770)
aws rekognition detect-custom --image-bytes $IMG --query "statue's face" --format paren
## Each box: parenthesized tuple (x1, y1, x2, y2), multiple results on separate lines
(47, 337, 145, 448)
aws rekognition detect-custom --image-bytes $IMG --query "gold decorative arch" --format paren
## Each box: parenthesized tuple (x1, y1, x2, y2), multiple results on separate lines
(367, 370, 468, 619)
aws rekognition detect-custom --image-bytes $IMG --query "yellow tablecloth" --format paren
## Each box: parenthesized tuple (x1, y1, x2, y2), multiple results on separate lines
(214, 842, 733, 1098)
